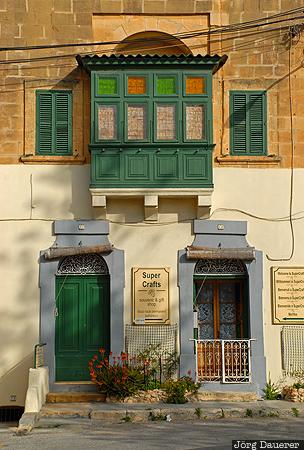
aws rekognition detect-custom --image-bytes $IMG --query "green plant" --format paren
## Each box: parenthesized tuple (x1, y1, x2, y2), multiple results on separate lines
(245, 409, 253, 417)
(137, 344, 179, 383)
(267, 411, 279, 417)
(163, 376, 201, 404)
(89, 349, 146, 400)
(291, 407, 299, 417)
(194, 407, 202, 419)
(149, 412, 166, 421)
(121, 414, 132, 422)
(142, 380, 161, 391)
(293, 382, 304, 389)
(262, 375, 281, 400)
(220, 408, 225, 418)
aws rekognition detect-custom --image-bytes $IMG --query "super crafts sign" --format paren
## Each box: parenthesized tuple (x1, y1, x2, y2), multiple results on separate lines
(272, 267, 304, 324)
(132, 268, 170, 325)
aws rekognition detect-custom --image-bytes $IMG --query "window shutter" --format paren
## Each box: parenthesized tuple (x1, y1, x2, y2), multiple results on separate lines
(248, 93, 265, 154)
(231, 93, 247, 155)
(37, 92, 53, 154)
(55, 91, 71, 155)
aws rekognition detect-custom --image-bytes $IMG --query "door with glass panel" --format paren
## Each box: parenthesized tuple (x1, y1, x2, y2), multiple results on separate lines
(194, 279, 247, 380)
(195, 279, 245, 339)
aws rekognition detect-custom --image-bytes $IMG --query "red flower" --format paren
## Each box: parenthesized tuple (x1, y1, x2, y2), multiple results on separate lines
(99, 347, 105, 354)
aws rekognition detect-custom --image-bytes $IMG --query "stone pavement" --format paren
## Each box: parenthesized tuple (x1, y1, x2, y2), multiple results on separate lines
(3, 416, 304, 450)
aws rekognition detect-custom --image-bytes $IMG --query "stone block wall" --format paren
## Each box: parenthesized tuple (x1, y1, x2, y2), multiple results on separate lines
(0, 0, 303, 168)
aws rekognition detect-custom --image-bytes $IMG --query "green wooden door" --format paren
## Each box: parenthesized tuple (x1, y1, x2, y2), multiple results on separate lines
(55, 275, 110, 381)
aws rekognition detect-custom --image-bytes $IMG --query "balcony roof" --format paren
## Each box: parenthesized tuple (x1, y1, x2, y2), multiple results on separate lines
(76, 53, 228, 74)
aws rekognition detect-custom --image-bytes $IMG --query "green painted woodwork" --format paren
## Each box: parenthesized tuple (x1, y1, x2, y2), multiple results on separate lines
(36, 90, 72, 156)
(98, 78, 117, 95)
(55, 275, 110, 381)
(90, 145, 213, 188)
(86, 59, 217, 188)
(78, 54, 227, 71)
(230, 90, 267, 156)
(156, 77, 176, 95)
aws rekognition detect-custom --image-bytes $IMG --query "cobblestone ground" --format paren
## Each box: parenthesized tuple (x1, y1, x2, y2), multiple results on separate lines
(0, 417, 304, 450)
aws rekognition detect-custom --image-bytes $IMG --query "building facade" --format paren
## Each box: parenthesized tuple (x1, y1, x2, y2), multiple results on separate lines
(1, 0, 304, 406)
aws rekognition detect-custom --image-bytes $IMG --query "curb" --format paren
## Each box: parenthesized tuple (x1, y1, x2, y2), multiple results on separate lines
(38, 401, 304, 424)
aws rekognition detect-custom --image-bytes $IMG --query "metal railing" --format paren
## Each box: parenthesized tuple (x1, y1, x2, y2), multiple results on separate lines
(34, 343, 46, 368)
(193, 339, 254, 384)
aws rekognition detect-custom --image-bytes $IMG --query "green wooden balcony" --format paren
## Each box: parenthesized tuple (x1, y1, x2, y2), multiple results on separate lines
(90, 145, 214, 189)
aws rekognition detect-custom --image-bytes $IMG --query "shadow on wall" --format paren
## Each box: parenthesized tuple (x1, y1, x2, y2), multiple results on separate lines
(0, 353, 33, 406)
(33, 165, 93, 220)
(0, 222, 50, 405)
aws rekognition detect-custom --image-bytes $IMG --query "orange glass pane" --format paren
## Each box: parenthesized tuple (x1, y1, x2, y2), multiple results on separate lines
(186, 77, 205, 95)
(128, 77, 146, 95)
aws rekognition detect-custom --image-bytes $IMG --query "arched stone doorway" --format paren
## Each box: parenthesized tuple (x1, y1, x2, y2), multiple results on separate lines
(39, 220, 124, 391)
(178, 219, 266, 394)
(55, 254, 110, 381)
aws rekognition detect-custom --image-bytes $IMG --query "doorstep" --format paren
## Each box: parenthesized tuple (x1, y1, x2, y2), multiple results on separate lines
(46, 392, 106, 403)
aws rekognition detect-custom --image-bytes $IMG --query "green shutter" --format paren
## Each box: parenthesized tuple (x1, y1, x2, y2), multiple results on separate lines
(230, 91, 266, 156)
(36, 92, 53, 155)
(248, 93, 265, 154)
(55, 92, 72, 155)
(36, 90, 72, 155)
(231, 93, 247, 155)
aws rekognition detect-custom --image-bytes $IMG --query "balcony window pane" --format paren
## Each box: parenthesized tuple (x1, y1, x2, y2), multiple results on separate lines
(98, 104, 117, 140)
(98, 78, 117, 95)
(157, 77, 176, 95)
(156, 104, 176, 140)
(185, 76, 205, 95)
(128, 76, 146, 95)
(185, 104, 205, 140)
(127, 104, 147, 140)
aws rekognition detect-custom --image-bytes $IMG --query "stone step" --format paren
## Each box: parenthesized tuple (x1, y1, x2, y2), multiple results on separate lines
(46, 392, 106, 403)
(194, 391, 258, 402)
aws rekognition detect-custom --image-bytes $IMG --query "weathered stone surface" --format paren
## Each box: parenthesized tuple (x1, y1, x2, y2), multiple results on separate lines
(123, 0, 143, 13)
(166, 0, 195, 13)
(282, 386, 304, 403)
(100, 0, 122, 13)
(143, 1, 165, 13)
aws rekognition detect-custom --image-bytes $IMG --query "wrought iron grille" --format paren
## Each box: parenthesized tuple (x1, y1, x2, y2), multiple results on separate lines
(194, 259, 246, 276)
(0, 406, 24, 423)
(194, 339, 253, 383)
(57, 253, 108, 275)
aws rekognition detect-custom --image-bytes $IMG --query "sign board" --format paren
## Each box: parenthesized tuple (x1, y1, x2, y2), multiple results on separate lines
(272, 267, 304, 324)
(132, 267, 170, 325)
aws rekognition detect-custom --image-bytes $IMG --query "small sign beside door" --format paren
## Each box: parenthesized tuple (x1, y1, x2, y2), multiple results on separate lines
(272, 266, 304, 324)
(132, 267, 170, 325)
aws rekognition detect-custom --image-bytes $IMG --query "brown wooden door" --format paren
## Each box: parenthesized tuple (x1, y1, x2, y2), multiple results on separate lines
(195, 279, 245, 381)
(195, 279, 244, 340)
